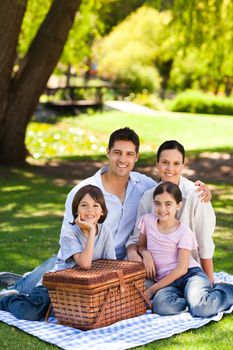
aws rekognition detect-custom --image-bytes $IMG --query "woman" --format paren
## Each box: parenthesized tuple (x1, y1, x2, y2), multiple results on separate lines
(127, 140, 215, 283)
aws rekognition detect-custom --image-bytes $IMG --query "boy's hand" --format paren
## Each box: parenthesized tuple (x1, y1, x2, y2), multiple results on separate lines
(75, 215, 95, 234)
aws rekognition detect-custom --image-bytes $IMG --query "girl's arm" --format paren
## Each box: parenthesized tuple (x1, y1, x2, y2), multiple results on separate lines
(138, 233, 156, 279)
(72, 216, 96, 269)
(145, 248, 190, 300)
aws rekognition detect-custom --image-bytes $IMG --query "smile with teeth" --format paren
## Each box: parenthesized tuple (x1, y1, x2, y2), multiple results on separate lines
(117, 163, 127, 168)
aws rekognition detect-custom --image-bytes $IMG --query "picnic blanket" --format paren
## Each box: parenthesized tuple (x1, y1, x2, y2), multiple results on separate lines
(0, 271, 232, 350)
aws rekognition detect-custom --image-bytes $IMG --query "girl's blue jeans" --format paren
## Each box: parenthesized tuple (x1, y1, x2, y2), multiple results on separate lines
(152, 267, 233, 317)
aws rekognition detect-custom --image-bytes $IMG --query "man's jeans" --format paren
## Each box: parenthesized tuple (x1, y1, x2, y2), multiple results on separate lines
(152, 267, 233, 317)
(9, 255, 57, 294)
(0, 285, 50, 320)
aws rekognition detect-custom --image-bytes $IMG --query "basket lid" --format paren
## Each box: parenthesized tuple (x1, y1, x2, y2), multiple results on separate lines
(43, 259, 145, 286)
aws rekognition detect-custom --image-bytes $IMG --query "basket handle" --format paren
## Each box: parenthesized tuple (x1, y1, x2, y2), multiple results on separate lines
(133, 283, 152, 309)
(95, 270, 126, 327)
(45, 303, 52, 322)
(116, 269, 126, 293)
(94, 288, 113, 328)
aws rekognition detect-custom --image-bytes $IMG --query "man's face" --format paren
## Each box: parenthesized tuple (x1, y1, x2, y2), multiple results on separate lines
(107, 140, 138, 178)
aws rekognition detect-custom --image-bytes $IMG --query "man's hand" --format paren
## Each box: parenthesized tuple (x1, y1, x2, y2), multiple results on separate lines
(195, 180, 212, 202)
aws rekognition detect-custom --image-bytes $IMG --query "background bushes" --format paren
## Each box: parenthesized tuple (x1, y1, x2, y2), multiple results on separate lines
(169, 90, 233, 115)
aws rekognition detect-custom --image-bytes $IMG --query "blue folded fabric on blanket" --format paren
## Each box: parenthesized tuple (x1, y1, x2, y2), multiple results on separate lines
(0, 272, 232, 350)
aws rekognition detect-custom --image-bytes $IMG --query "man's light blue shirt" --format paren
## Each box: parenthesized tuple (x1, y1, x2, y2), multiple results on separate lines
(60, 166, 156, 259)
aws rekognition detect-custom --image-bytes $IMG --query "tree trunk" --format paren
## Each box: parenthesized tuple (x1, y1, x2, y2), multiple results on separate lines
(0, 0, 81, 164)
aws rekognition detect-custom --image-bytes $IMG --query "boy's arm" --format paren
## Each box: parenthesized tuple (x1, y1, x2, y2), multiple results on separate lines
(73, 217, 96, 269)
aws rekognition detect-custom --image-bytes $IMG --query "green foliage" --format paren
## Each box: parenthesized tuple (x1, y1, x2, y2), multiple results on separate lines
(169, 90, 233, 115)
(149, 0, 233, 94)
(95, 6, 171, 92)
(18, 0, 53, 56)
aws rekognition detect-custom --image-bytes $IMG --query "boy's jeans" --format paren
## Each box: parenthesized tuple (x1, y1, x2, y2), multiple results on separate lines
(152, 267, 233, 317)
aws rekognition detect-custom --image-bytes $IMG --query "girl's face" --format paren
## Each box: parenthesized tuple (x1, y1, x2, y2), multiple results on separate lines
(153, 191, 181, 222)
(156, 149, 184, 185)
(77, 193, 103, 225)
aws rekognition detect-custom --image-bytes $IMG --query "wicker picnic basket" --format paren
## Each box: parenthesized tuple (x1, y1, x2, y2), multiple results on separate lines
(43, 259, 149, 330)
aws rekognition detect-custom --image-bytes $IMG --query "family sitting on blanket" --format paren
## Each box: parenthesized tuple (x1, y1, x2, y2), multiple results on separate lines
(0, 127, 232, 321)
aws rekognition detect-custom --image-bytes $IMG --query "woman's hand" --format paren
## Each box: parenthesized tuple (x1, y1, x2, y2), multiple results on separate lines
(195, 180, 212, 202)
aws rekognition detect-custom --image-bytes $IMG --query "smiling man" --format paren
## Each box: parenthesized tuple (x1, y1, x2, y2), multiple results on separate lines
(61, 127, 156, 260)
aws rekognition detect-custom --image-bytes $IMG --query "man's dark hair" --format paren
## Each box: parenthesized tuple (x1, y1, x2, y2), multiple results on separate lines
(108, 127, 140, 153)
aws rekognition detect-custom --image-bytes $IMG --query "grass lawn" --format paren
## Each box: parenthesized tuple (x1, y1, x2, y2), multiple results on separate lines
(27, 110, 233, 159)
(0, 110, 233, 349)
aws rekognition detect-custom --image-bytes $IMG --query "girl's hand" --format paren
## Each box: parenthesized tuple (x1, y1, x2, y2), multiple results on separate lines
(142, 251, 156, 279)
(145, 285, 156, 300)
(75, 215, 96, 234)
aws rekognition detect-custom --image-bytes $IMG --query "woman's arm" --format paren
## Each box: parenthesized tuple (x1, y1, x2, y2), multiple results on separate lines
(145, 248, 191, 300)
(194, 180, 211, 202)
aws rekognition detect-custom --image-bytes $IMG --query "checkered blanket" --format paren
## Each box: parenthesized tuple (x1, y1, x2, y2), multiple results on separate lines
(0, 272, 232, 350)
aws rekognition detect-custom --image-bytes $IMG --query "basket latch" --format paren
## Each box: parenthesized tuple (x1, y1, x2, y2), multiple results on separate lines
(116, 270, 126, 293)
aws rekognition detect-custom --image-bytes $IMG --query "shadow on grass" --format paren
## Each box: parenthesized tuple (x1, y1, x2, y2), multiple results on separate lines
(0, 167, 71, 272)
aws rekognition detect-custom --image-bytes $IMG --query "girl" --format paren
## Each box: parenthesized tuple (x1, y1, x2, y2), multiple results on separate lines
(0, 185, 115, 320)
(138, 182, 233, 317)
(128, 140, 215, 283)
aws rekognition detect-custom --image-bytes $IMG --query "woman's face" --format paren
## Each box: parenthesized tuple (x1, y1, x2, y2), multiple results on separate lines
(156, 149, 184, 185)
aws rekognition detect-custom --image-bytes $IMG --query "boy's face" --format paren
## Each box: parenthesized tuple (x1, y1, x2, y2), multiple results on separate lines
(107, 140, 138, 178)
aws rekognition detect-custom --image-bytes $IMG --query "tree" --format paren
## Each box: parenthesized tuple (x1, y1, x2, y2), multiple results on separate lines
(0, 0, 81, 164)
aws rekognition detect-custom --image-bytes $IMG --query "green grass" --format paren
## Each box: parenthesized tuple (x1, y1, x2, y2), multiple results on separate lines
(1, 111, 233, 349)
(27, 110, 233, 159)
(0, 166, 232, 349)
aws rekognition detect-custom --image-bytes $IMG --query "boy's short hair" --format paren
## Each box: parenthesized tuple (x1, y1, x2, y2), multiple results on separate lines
(108, 127, 140, 153)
